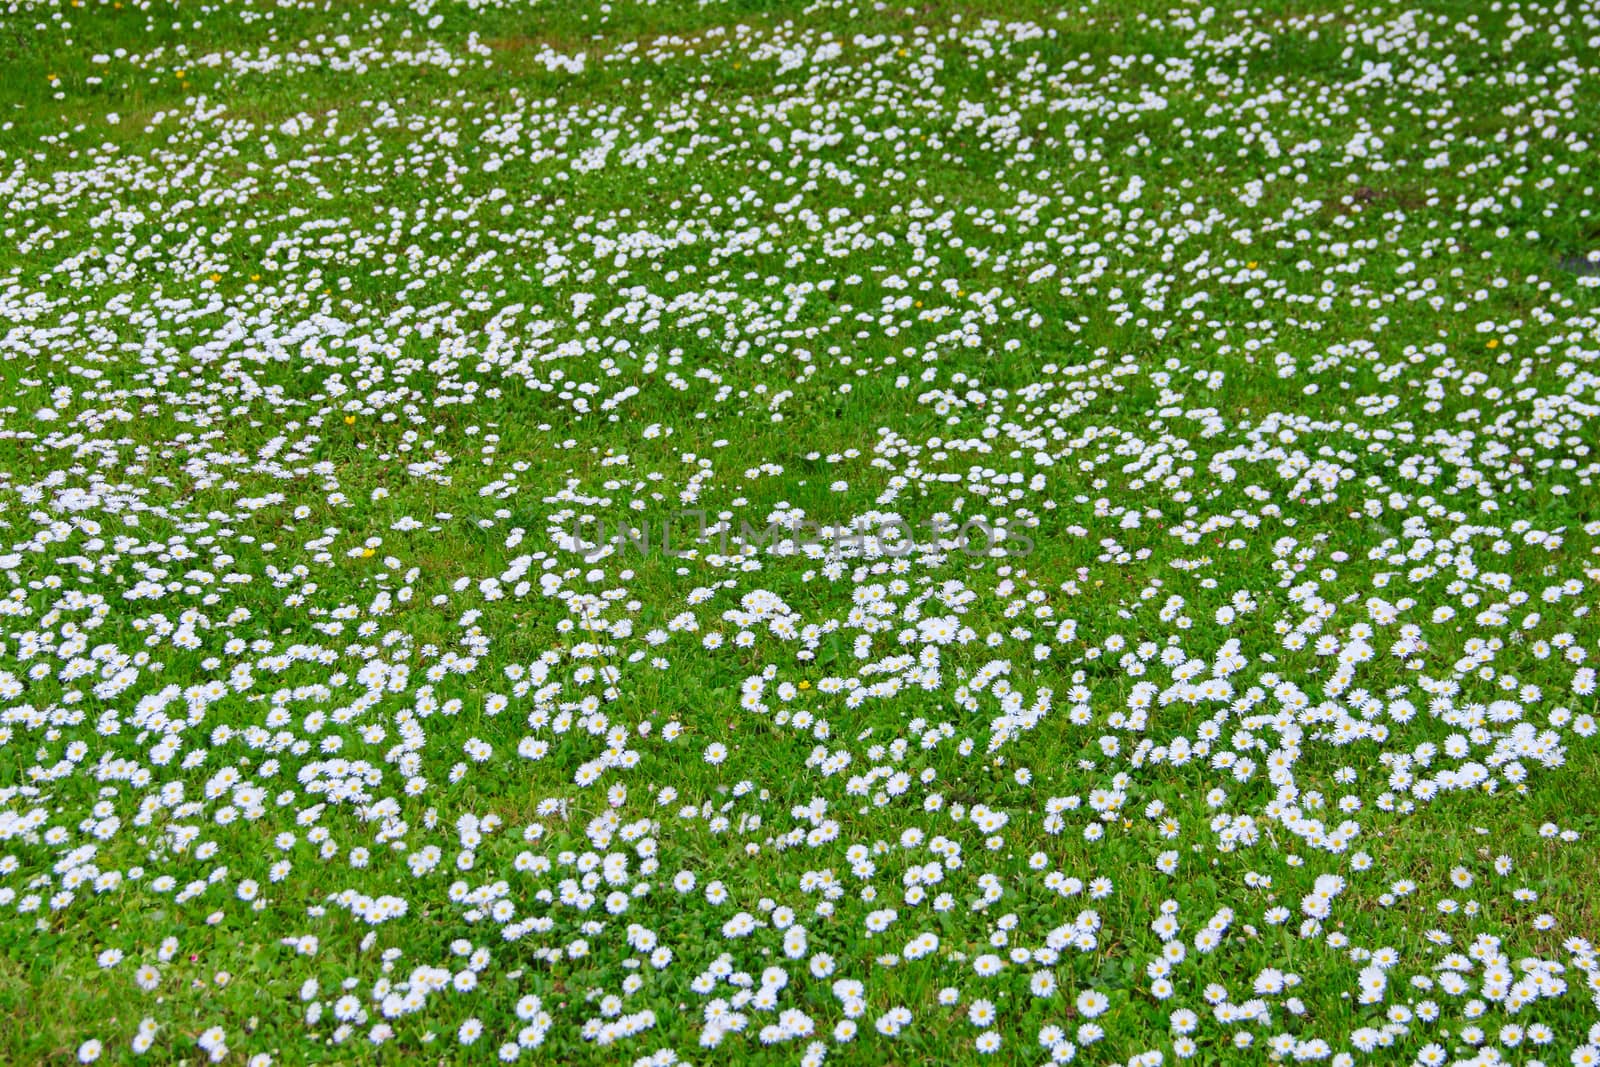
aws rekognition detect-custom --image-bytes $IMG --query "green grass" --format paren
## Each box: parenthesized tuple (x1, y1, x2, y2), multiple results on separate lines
(0, 0, 1599, 1064)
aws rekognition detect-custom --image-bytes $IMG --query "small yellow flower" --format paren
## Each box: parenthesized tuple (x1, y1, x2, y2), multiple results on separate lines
(208, 273, 221, 283)
(344, 415, 356, 425)
(1486, 339, 1499, 349)
(250, 274, 260, 281)
(797, 680, 811, 690)
(898, 49, 908, 57)
(361, 548, 375, 559)
(175, 70, 186, 79)
(1247, 261, 1258, 270)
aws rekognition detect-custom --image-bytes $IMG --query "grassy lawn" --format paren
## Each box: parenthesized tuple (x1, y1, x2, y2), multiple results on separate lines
(1, 0, 1599, 1063)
